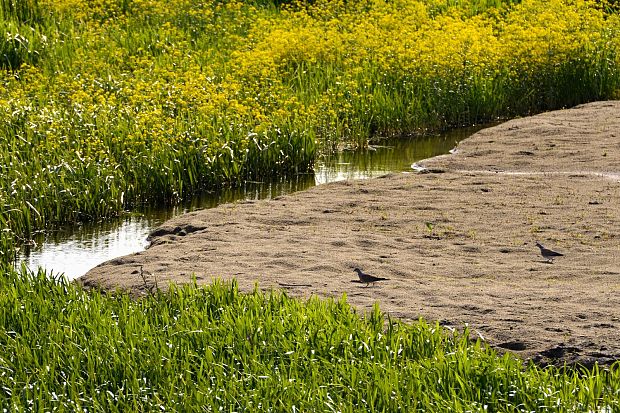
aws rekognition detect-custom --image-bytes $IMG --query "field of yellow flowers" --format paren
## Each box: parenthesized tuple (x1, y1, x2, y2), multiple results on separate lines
(1, 0, 619, 259)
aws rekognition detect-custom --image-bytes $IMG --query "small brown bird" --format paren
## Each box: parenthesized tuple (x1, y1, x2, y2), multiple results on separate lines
(353, 268, 389, 287)
(535, 241, 564, 263)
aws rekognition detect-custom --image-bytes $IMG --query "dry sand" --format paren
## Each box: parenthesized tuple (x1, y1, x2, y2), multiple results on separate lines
(81, 101, 620, 366)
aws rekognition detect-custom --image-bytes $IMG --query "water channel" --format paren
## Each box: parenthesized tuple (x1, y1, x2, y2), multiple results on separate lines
(17, 126, 485, 279)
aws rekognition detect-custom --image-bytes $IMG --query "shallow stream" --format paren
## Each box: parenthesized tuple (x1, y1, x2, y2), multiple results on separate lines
(18, 127, 483, 279)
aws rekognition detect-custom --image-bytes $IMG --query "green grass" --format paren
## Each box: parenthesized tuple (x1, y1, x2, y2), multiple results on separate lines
(2, 2, 619, 410)
(0, 264, 619, 411)
(1, 0, 620, 260)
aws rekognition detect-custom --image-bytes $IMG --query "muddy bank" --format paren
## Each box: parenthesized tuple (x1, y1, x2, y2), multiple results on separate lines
(81, 101, 620, 366)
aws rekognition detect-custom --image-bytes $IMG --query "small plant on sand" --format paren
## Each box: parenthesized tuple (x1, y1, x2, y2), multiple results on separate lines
(425, 221, 435, 237)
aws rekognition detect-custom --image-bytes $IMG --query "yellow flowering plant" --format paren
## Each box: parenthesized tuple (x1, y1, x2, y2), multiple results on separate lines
(1, 0, 618, 259)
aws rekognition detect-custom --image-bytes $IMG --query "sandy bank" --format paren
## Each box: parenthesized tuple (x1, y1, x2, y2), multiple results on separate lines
(81, 101, 620, 366)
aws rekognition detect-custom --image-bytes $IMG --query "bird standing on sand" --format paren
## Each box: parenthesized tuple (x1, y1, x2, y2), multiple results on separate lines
(535, 241, 564, 263)
(353, 268, 389, 287)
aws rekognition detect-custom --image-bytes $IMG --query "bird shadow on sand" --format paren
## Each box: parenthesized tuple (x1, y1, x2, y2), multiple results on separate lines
(350, 279, 384, 287)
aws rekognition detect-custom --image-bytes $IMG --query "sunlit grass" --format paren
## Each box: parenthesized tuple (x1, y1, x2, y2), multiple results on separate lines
(0, 264, 618, 411)
(2, 3, 618, 409)
(1, 0, 619, 258)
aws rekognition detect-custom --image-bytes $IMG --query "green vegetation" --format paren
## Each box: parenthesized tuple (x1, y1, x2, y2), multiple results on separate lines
(0, 265, 617, 411)
(1, 1, 619, 408)
(1, 0, 620, 259)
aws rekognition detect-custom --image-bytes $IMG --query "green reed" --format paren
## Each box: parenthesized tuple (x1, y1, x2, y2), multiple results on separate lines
(1, 0, 619, 260)
(0, 264, 618, 411)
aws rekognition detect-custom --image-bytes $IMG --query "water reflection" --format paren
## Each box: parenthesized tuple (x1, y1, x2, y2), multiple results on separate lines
(315, 133, 461, 183)
(17, 126, 483, 279)
(21, 217, 154, 279)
